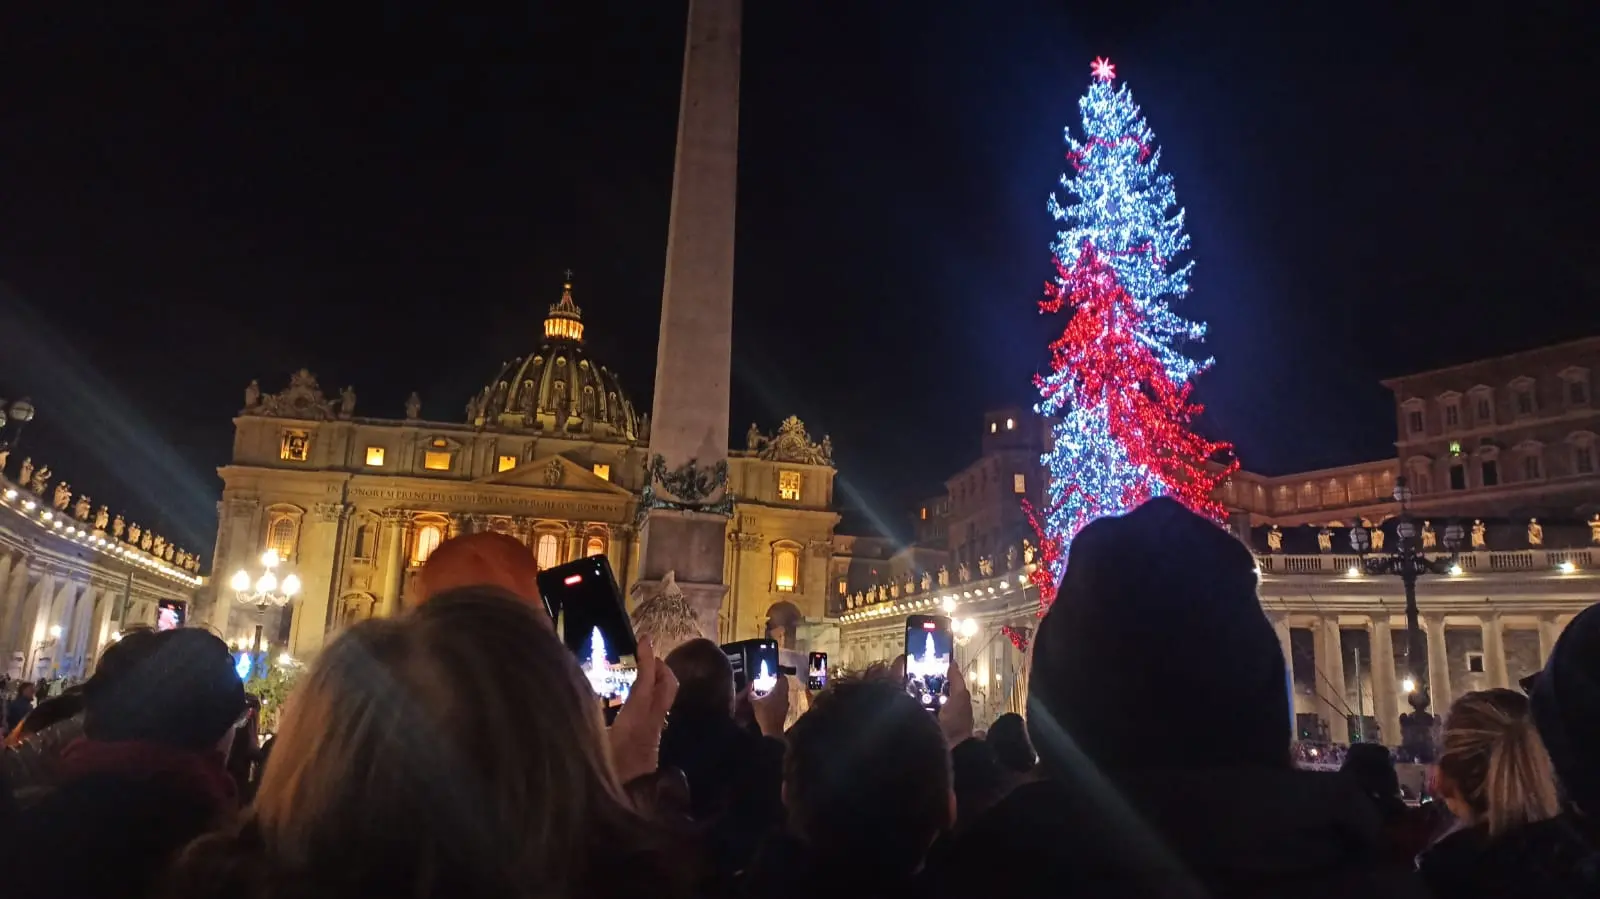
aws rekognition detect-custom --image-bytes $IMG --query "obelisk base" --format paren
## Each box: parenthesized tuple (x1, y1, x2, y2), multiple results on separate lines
(631, 508, 730, 641)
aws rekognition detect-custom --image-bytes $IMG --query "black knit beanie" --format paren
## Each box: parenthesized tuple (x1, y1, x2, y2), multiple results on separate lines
(1027, 497, 1290, 772)
(1531, 602, 1600, 816)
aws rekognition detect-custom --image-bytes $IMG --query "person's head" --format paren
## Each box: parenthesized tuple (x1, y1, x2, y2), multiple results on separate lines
(987, 713, 1037, 774)
(84, 628, 245, 753)
(1436, 688, 1561, 837)
(413, 532, 548, 625)
(783, 679, 953, 879)
(245, 586, 644, 896)
(1341, 742, 1402, 817)
(90, 628, 163, 693)
(17, 692, 85, 738)
(1531, 603, 1600, 817)
(16, 681, 35, 700)
(1029, 497, 1286, 774)
(664, 638, 734, 719)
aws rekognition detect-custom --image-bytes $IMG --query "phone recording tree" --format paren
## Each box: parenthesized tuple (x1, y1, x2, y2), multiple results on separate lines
(1026, 57, 1237, 610)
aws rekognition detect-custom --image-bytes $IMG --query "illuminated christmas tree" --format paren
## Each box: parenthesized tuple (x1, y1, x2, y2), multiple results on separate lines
(1027, 58, 1237, 609)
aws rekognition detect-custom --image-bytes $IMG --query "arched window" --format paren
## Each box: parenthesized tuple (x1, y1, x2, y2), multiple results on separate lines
(266, 517, 298, 561)
(585, 535, 606, 557)
(352, 523, 376, 561)
(412, 524, 443, 566)
(536, 533, 561, 570)
(774, 548, 798, 593)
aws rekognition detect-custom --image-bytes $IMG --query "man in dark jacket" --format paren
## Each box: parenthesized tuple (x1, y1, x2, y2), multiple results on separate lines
(927, 498, 1429, 899)
(1532, 602, 1600, 853)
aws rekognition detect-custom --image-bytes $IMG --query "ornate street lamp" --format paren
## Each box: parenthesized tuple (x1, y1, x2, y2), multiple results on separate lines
(1348, 476, 1463, 758)
(0, 396, 37, 465)
(229, 548, 300, 674)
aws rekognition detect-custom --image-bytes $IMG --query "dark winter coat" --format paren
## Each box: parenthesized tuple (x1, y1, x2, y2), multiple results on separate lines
(657, 711, 785, 884)
(925, 767, 1431, 899)
(1418, 817, 1600, 899)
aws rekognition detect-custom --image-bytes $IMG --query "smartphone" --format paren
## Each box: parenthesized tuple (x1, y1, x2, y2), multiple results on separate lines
(904, 615, 952, 712)
(808, 651, 828, 691)
(722, 638, 780, 698)
(538, 555, 639, 717)
(156, 600, 187, 631)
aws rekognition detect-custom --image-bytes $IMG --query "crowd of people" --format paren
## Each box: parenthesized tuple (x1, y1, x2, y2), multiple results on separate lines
(0, 498, 1596, 898)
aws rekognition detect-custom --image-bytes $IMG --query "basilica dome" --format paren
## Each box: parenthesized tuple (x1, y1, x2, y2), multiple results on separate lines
(467, 277, 646, 443)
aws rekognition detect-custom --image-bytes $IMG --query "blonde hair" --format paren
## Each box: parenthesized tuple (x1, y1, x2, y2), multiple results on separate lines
(1438, 688, 1561, 837)
(170, 588, 663, 899)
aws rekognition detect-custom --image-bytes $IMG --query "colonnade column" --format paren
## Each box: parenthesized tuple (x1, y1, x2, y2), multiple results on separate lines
(1271, 613, 1295, 744)
(1425, 615, 1452, 713)
(1537, 613, 1563, 665)
(1481, 613, 1509, 689)
(1312, 616, 1349, 743)
(1368, 616, 1401, 746)
(376, 510, 408, 619)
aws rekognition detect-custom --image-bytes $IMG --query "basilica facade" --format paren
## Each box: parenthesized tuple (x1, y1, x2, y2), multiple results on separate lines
(205, 278, 840, 658)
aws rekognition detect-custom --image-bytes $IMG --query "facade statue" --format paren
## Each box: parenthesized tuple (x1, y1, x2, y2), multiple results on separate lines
(128, 522, 142, 544)
(819, 435, 833, 464)
(17, 457, 32, 487)
(1022, 539, 1036, 564)
(245, 379, 261, 408)
(113, 515, 126, 540)
(889, 582, 900, 599)
(905, 573, 916, 594)
(978, 557, 993, 577)
(140, 532, 153, 551)
(93, 505, 109, 531)
(758, 416, 831, 466)
(164, 545, 176, 562)
(1590, 514, 1600, 546)
(73, 494, 91, 521)
(1471, 519, 1487, 549)
(1371, 527, 1386, 552)
(921, 571, 931, 591)
(1006, 545, 1018, 570)
(405, 391, 422, 421)
(1528, 518, 1544, 547)
(339, 386, 357, 418)
(958, 562, 971, 583)
(153, 535, 167, 556)
(551, 381, 566, 418)
(465, 392, 481, 423)
(1421, 520, 1437, 549)
(245, 370, 335, 421)
(746, 422, 764, 452)
(1317, 528, 1332, 553)
(53, 482, 72, 511)
(492, 380, 509, 410)
(937, 565, 949, 587)
(1266, 526, 1283, 553)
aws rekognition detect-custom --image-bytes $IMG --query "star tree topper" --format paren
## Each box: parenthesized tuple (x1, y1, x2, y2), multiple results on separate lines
(1090, 56, 1116, 82)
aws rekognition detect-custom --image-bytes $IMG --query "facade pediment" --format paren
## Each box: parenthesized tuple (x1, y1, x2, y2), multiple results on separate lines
(479, 454, 635, 497)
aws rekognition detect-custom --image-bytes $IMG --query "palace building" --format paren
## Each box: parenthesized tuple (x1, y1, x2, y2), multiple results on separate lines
(205, 278, 840, 658)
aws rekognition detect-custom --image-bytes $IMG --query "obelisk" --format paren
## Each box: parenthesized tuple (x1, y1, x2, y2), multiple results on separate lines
(631, 0, 741, 639)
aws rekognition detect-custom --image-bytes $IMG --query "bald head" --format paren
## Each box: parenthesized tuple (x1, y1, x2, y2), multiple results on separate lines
(415, 532, 549, 626)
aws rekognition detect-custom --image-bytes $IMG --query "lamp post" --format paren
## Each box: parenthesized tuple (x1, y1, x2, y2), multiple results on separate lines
(229, 549, 300, 676)
(1349, 476, 1463, 757)
(0, 396, 37, 471)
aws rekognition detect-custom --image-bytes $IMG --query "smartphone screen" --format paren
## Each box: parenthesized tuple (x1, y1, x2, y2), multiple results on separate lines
(156, 600, 187, 631)
(539, 556, 638, 715)
(904, 615, 952, 712)
(808, 652, 828, 691)
(722, 639, 779, 698)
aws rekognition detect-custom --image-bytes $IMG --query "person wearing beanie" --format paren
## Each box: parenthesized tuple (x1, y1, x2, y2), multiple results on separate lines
(925, 498, 1427, 899)
(1532, 602, 1600, 852)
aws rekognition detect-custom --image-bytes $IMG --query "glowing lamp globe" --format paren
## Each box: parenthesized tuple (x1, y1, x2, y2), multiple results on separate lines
(281, 573, 302, 597)
(230, 570, 252, 592)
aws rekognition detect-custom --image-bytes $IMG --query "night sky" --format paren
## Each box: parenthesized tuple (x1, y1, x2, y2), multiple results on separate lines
(2, 1, 1597, 553)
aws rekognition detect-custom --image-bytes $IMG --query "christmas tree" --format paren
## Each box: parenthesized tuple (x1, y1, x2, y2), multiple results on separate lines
(1027, 58, 1237, 609)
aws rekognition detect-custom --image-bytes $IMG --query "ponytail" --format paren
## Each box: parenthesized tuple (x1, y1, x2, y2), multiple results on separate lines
(1438, 688, 1562, 838)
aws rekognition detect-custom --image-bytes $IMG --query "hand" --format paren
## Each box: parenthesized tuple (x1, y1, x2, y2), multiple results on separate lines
(940, 654, 974, 747)
(751, 675, 790, 737)
(608, 637, 679, 784)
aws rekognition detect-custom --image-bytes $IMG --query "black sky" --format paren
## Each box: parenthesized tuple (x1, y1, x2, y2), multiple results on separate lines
(2, 0, 1598, 553)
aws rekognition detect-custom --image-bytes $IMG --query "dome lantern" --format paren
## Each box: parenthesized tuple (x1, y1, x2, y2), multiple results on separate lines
(544, 270, 584, 343)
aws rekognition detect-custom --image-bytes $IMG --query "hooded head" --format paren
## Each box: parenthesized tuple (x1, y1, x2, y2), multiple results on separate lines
(1531, 603, 1600, 815)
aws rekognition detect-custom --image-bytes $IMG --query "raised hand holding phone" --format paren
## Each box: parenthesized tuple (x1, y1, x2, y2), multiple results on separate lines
(609, 636, 678, 784)
(750, 674, 789, 737)
(940, 653, 974, 746)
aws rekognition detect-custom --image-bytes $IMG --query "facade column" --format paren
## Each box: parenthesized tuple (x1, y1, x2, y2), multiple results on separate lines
(1271, 613, 1296, 745)
(1369, 616, 1402, 747)
(1481, 613, 1509, 689)
(565, 525, 582, 567)
(611, 525, 634, 600)
(209, 496, 261, 635)
(287, 502, 348, 659)
(376, 510, 408, 620)
(1312, 617, 1350, 743)
(1425, 615, 1452, 713)
(1538, 613, 1562, 665)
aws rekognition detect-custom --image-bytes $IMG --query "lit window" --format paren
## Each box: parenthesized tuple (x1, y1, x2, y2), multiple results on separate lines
(593, 463, 611, 481)
(1013, 473, 1026, 494)
(920, 507, 928, 520)
(536, 534, 560, 569)
(352, 523, 376, 560)
(497, 454, 517, 472)
(775, 549, 798, 592)
(989, 422, 997, 434)
(412, 525, 443, 566)
(778, 471, 802, 501)
(1448, 440, 1462, 456)
(585, 535, 606, 557)
(365, 446, 385, 467)
(280, 431, 310, 462)
(423, 451, 452, 471)
(1005, 418, 1015, 430)
(265, 517, 297, 560)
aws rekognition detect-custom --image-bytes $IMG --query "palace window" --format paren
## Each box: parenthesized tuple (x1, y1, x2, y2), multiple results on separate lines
(536, 534, 561, 570)
(1523, 454, 1542, 481)
(1444, 403, 1459, 428)
(1449, 463, 1466, 491)
(1571, 380, 1590, 405)
(364, 446, 385, 467)
(592, 463, 611, 481)
(1466, 652, 1485, 674)
(1005, 417, 1015, 430)
(1481, 459, 1499, 487)
(423, 452, 452, 471)
(1576, 445, 1595, 475)
(1476, 398, 1492, 422)
(1515, 388, 1536, 417)
(585, 535, 606, 557)
(1013, 473, 1026, 494)
(352, 523, 376, 561)
(774, 548, 798, 593)
(265, 517, 298, 561)
(412, 524, 443, 566)
(778, 471, 802, 502)
(280, 430, 310, 462)
(1407, 410, 1424, 434)
(497, 454, 518, 473)
(989, 422, 997, 434)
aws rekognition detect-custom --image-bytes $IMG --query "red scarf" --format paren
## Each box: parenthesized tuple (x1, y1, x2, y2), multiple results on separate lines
(57, 737, 239, 812)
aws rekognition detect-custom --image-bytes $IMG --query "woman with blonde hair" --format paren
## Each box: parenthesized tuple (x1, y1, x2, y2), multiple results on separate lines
(164, 587, 690, 899)
(1418, 687, 1598, 898)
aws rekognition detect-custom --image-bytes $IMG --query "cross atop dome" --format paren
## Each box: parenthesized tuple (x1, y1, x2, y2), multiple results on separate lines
(1090, 56, 1116, 82)
(545, 271, 584, 342)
